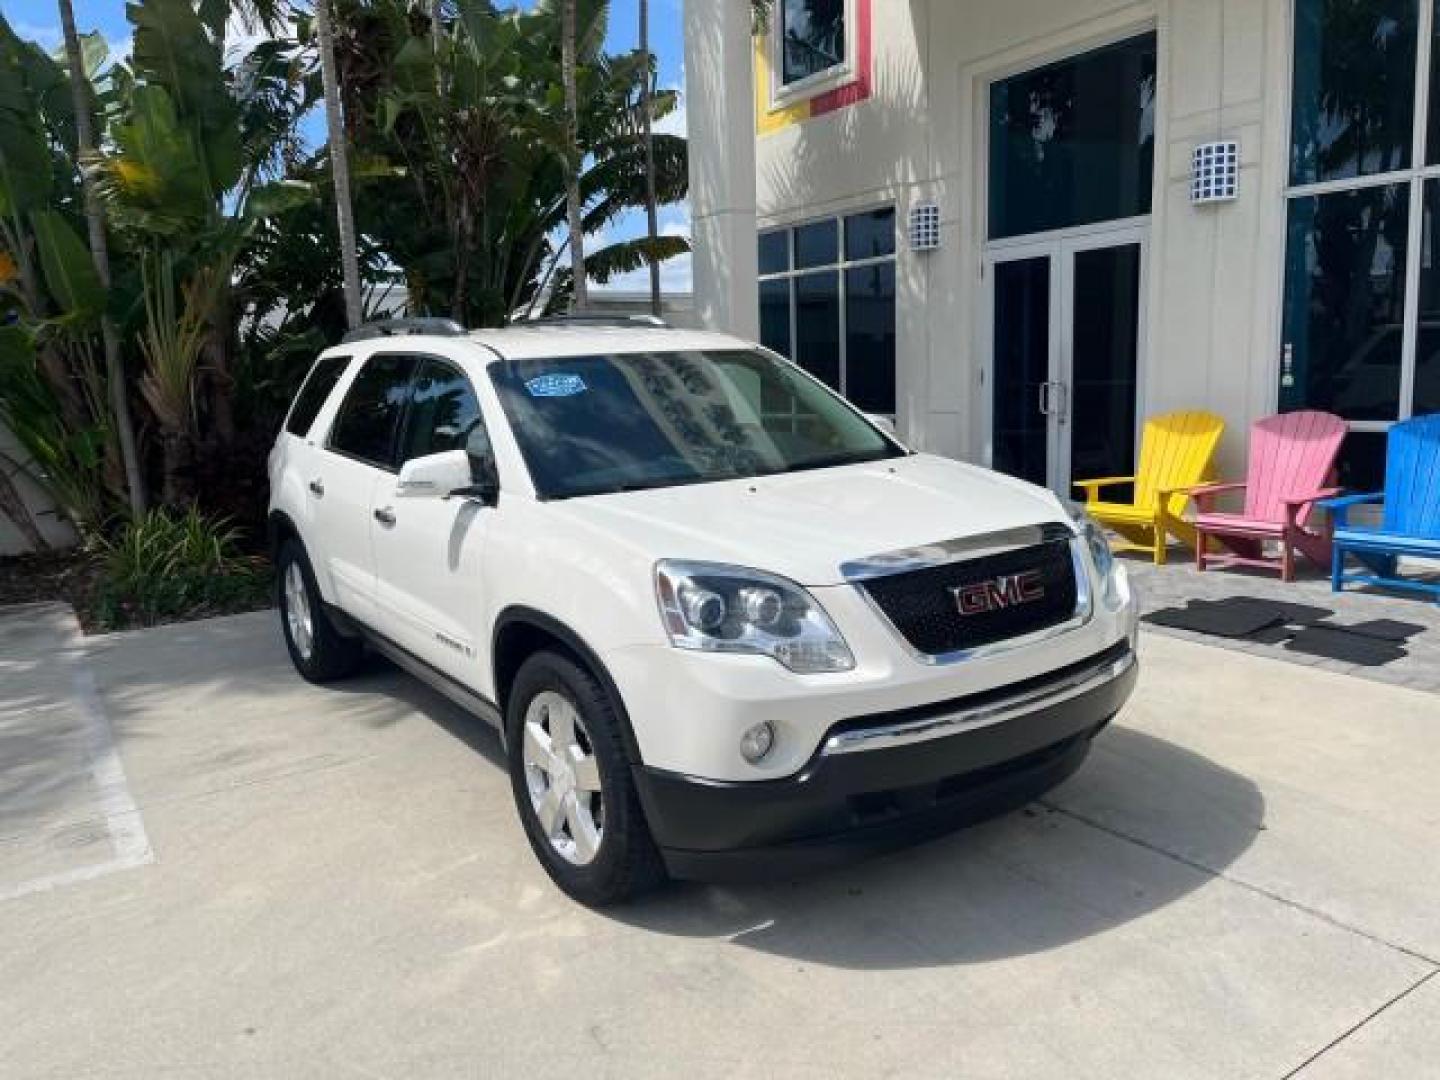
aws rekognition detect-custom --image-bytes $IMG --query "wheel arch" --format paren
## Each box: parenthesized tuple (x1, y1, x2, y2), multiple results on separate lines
(492, 607, 643, 764)
(267, 509, 302, 560)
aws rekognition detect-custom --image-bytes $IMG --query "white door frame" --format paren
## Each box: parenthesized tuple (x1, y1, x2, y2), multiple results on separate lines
(982, 218, 1150, 493)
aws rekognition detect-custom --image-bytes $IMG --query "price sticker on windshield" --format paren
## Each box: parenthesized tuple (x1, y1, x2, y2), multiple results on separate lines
(525, 373, 588, 398)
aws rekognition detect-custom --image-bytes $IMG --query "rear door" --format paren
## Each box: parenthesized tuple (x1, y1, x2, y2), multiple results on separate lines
(314, 353, 418, 625)
(371, 356, 496, 680)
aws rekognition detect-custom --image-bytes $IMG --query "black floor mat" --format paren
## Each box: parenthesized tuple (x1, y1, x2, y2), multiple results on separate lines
(1144, 594, 1420, 668)
(1144, 603, 1285, 639)
(1244, 624, 1298, 646)
(1190, 597, 1334, 627)
(1324, 618, 1427, 643)
(1284, 626, 1409, 667)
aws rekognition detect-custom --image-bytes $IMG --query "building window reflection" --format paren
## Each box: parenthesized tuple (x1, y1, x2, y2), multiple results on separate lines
(757, 208, 897, 416)
(780, 0, 847, 86)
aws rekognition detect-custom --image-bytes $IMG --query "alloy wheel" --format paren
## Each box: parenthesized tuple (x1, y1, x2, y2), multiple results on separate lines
(522, 690, 605, 866)
(284, 562, 314, 661)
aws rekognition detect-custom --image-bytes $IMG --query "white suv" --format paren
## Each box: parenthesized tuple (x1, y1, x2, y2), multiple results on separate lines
(268, 317, 1138, 905)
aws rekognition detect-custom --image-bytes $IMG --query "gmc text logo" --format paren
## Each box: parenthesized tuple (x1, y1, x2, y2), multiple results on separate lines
(951, 570, 1046, 616)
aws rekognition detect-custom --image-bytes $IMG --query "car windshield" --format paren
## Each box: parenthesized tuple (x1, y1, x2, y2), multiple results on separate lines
(488, 349, 905, 499)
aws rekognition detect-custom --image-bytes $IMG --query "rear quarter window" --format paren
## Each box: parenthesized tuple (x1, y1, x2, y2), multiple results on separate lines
(285, 355, 351, 437)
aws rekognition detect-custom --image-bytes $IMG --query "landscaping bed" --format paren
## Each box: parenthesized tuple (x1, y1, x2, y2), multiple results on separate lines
(0, 516, 273, 635)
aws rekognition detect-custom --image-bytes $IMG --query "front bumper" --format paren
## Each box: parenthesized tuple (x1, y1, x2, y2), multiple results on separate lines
(633, 642, 1137, 881)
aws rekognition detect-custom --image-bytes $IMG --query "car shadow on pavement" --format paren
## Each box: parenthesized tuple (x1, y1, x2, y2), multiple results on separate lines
(610, 727, 1265, 970)
(324, 656, 509, 769)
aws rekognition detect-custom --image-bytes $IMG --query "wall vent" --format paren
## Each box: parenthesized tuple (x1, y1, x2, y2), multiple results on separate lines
(1192, 141, 1239, 205)
(908, 203, 941, 251)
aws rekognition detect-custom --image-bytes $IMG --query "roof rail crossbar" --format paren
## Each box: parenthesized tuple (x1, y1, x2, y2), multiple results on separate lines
(522, 314, 670, 329)
(342, 317, 466, 343)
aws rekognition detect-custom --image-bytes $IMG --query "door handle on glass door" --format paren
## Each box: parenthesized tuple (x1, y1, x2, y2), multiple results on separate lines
(1037, 383, 1051, 415)
(374, 507, 397, 527)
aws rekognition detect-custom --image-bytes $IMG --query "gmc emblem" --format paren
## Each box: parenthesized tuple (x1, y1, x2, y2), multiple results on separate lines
(951, 570, 1046, 616)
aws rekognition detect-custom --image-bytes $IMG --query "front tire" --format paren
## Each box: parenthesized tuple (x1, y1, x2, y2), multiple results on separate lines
(506, 650, 665, 906)
(276, 539, 364, 683)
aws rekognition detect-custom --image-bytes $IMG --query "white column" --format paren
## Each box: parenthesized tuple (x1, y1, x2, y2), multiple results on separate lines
(684, 0, 759, 338)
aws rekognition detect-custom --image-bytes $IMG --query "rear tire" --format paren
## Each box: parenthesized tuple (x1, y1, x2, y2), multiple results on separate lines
(276, 539, 364, 683)
(506, 650, 665, 906)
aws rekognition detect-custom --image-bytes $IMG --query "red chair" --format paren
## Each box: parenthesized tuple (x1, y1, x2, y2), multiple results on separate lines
(1188, 411, 1347, 582)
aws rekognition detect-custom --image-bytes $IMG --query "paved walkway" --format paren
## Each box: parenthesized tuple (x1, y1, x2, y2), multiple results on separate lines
(2, 607, 1440, 1077)
(1126, 556, 1440, 693)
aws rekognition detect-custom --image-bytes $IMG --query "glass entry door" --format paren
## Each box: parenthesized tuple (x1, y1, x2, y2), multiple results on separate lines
(986, 231, 1145, 494)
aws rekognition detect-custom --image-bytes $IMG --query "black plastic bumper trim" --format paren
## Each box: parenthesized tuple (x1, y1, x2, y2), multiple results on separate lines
(633, 644, 1137, 880)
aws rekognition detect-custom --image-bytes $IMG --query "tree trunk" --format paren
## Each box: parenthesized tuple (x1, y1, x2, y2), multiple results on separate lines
(316, 0, 364, 331)
(158, 429, 191, 508)
(640, 0, 661, 318)
(562, 0, 588, 312)
(57, 0, 147, 516)
(206, 283, 236, 446)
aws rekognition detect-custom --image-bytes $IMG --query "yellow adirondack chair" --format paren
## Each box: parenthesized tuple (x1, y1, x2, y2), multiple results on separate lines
(1074, 410, 1226, 564)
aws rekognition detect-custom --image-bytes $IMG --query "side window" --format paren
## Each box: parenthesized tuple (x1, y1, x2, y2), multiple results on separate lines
(328, 354, 418, 469)
(398, 358, 488, 467)
(285, 354, 350, 437)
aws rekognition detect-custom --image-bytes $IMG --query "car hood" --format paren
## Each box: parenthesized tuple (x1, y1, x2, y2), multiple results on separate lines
(550, 453, 1071, 586)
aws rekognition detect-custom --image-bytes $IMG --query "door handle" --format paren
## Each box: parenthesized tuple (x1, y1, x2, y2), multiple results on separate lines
(1038, 383, 1051, 415)
(373, 507, 397, 527)
(308, 479, 325, 497)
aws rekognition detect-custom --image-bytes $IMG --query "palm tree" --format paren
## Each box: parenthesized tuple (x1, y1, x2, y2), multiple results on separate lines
(56, 0, 147, 515)
(640, 0, 660, 317)
(314, 0, 363, 330)
(562, 0, 588, 312)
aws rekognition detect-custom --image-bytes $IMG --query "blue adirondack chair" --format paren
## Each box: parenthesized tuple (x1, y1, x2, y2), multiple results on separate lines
(1321, 414, 1440, 603)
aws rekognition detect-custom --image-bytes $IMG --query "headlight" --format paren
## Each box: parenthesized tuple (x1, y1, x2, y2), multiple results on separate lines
(654, 561, 855, 674)
(1066, 502, 1123, 609)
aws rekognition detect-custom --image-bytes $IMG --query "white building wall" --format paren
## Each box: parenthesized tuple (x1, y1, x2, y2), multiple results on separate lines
(732, 0, 1296, 478)
(0, 421, 76, 556)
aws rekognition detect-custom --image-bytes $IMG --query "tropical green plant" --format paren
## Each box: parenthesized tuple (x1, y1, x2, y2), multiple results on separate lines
(96, 0, 317, 496)
(136, 251, 226, 502)
(0, 17, 128, 529)
(95, 505, 270, 628)
(328, 0, 689, 325)
(1, 0, 696, 560)
(0, 325, 110, 533)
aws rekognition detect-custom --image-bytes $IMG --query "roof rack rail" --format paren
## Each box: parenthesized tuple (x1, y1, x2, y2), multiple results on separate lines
(341, 317, 466, 343)
(522, 314, 670, 329)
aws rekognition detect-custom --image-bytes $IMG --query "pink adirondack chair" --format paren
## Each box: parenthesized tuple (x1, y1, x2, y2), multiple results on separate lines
(1189, 410, 1348, 582)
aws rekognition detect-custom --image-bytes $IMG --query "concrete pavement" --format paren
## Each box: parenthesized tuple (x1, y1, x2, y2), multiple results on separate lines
(1, 605, 1438, 1078)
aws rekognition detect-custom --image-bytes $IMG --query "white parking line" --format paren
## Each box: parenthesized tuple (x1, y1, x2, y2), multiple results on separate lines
(0, 620, 153, 903)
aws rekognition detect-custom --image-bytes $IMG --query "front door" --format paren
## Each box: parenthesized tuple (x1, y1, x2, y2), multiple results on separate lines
(987, 231, 1145, 494)
(371, 355, 496, 681)
(983, 30, 1156, 495)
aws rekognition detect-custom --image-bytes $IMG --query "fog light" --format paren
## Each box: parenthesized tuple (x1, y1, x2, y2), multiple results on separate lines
(740, 721, 775, 763)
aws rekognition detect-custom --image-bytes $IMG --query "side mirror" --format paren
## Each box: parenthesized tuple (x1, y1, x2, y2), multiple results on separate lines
(396, 449, 476, 500)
